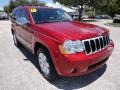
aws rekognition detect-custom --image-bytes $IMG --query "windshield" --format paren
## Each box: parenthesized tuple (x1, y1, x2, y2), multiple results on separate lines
(31, 8, 73, 24)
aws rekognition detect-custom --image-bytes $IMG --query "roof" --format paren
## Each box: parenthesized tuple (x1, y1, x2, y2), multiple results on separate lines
(16, 5, 59, 9)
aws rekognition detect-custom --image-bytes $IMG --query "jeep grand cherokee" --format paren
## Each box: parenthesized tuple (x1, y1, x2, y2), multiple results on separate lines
(11, 6, 114, 80)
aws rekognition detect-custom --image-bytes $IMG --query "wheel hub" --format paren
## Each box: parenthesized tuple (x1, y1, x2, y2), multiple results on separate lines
(38, 53, 50, 75)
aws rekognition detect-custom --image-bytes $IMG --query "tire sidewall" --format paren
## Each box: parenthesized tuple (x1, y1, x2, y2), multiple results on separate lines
(13, 33, 21, 47)
(13, 33, 18, 46)
(36, 48, 57, 80)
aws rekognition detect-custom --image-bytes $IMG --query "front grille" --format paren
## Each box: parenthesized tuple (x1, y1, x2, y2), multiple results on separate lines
(82, 34, 110, 55)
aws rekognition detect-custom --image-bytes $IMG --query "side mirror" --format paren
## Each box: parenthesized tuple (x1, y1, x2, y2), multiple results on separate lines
(13, 16, 16, 20)
(16, 17, 30, 25)
(11, 14, 16, 20)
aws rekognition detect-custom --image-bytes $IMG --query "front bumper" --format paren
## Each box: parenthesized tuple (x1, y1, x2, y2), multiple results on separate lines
(54, 40, 114, 76)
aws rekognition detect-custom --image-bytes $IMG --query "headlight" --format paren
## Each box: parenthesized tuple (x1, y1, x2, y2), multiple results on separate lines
(59, 40, 84, 54)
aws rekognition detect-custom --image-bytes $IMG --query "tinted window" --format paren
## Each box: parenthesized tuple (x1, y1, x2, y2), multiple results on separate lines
(31, 8, 73, 24)
(21, 10, 29, 20)
(12, 10, 15, 17)
(15, 9, 21, 19)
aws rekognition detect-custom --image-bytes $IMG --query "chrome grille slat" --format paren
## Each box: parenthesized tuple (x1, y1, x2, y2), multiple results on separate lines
(95, 38, 100, 51)
(106, 35, 109, 45)
(98, 37, 102, 50)
(82, 34, 110, 55)
(102, 36, 105, 47)
(90, 39, 96, 52)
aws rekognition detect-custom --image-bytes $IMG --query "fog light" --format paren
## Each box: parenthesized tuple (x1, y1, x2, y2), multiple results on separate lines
(71, 68, 77, 73)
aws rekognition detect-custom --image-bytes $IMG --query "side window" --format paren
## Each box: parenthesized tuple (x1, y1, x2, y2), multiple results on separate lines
(15, 9, 21, 19)
(11, 10, 16, 20)
(21, 10, 29, 20)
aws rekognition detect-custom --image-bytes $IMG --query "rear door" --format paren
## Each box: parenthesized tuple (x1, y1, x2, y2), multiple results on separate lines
(18, 9, 34, 50)
(13, 9, 22, 41)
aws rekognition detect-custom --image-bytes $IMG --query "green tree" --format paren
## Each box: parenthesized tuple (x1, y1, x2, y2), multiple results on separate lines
(15, 0, 30, 6)
(107, 0, 119, 17)
(93, 0, 120, 16)
(117, 0, 120, 13)
(4, 0, 45, 13)
(8, 0, 17, 13)
(55, 0, 109, 20)
(92, 0, 110, 14)
(4, 5, 10, 14)
(31, 0, 45, 6)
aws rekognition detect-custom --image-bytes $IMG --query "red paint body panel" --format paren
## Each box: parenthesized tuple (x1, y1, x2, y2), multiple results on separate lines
(53, 41, 114, 76)
(11, 6, 114, 76)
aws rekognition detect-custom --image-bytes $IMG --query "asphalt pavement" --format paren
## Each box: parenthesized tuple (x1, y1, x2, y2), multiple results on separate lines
(0, 20, 120, 90)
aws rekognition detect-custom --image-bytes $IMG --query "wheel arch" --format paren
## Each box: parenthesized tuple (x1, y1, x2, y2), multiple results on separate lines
(11, 28, 14, 35)
(34, 42, 49, 56)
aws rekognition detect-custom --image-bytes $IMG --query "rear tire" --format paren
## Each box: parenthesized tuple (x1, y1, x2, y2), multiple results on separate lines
(13, 33, 21, 47)
(36, 48, 58, 80)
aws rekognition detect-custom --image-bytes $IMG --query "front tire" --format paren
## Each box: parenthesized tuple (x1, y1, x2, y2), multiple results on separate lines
(36, 48, 57, 80)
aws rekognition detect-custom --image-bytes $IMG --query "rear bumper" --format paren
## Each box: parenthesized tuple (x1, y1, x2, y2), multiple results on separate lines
(54, 40, 114, 76)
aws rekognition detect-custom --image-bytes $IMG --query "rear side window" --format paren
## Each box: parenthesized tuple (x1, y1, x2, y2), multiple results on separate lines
(12, 8, 29, 21)
(21, 10, 29, 20)
(11, 10, 16, 19)
(15, 9, 21, 19)
(11, 9, 21, 20)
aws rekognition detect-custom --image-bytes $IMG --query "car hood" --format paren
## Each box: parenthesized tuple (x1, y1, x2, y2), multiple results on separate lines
(36, 21, 109, 42)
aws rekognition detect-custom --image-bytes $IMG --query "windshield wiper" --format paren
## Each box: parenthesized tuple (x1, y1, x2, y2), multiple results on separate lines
(59, 19, 72, 22)
(36, 20, 72, 24)
(37, 20, 60, 24)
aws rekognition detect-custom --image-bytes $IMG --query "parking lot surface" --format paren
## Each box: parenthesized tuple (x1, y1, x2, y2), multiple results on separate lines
(0, 20, 120, 90)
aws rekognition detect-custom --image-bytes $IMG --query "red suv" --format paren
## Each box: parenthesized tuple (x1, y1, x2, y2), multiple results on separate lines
(11, 6, 114, 80)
